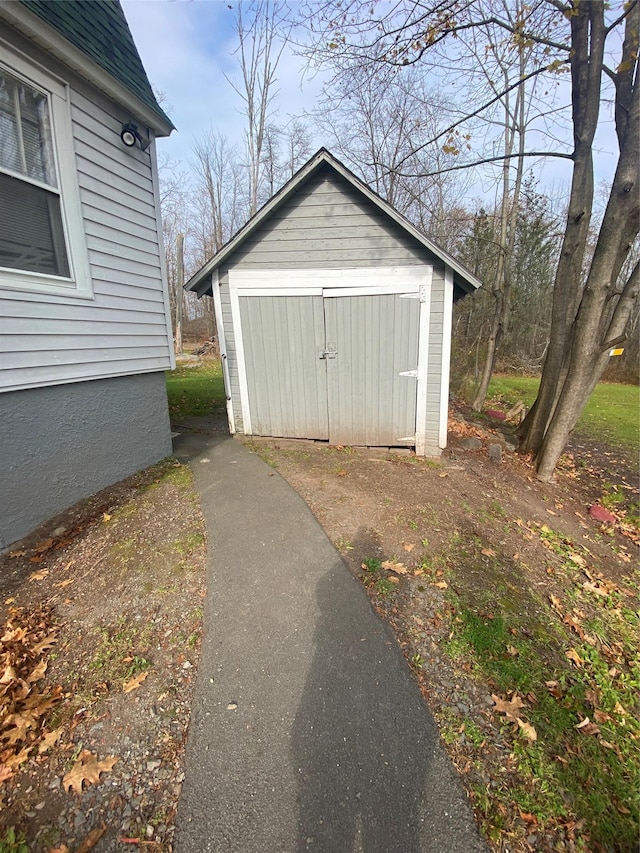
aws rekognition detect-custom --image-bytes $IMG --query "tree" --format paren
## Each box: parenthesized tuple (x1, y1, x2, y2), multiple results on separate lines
(302, 0, 639, 480)
(229, 0, 290, 215)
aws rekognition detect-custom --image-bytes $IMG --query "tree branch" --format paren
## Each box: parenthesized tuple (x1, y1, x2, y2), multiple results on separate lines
(389, 149, 573, 179)
(388, 62, 568, 171)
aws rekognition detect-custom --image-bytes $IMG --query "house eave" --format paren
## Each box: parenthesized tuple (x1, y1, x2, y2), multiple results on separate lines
(0, 2, 174, 136)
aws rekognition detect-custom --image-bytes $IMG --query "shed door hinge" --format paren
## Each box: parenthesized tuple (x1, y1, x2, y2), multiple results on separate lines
(399, 369, 418, 378)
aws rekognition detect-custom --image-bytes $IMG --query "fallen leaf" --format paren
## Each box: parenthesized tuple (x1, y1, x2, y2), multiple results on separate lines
(62, 751, 118, 795)
(123, 671, 149, 694)
(564, 615, 585, 640)
(481, 548, 496, 557)
(565, 648, 583, 667)
(491, 693, 525, 721)
(38, 728, 64, 754)
(403, 543, 415, 552)
(76, 825, 106, 853)
(519, 810, 538, 824)
(517, 719, 537, 741)
(545, 680, 564, 699)
(28, 569, 49, 582)
(382, 560, 407, 575)
(549, 594, 564, 614)
(567, 552, 586, 567)
(54, 578, 74, 589)
(33, 538, 54, 553)
(594, 710, 614, 724)
(102, 513, 112, 522)
(613, 701, 628, 717)
(506, 645, 519, 656)
(614, 802, 631, 815)
(4, 597, 15, 605)
(575, 717, 600, 736)
(433, 580, 448, 589)
(336, 470, 346, 477)
(27, 659, 47, 683)
(387, 575, 400, 584)
(49, 846, 70, 853)
(438, 472, 449, 478)
(583, 581, 608, 597)
(8, 550, 26, 558)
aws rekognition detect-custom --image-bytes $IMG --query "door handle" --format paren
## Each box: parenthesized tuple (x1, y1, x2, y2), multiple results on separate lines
(319, 344, 337, 359)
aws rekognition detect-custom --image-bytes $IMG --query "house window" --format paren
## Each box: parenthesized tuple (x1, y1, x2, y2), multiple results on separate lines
(0, 49, 90, 297)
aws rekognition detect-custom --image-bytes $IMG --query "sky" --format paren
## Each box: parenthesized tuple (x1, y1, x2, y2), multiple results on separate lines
(121, 0, 620, 203)
(122, 0, 326, 169)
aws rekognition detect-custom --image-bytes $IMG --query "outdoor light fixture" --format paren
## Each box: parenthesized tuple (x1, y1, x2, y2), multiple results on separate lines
(120, 122, 151, 151)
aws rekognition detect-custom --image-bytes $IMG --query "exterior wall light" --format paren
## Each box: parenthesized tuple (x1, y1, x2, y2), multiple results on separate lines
(120, 122, 151, 151)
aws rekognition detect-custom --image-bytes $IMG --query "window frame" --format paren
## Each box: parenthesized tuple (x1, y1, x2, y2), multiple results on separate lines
(0, 42, 92, 299)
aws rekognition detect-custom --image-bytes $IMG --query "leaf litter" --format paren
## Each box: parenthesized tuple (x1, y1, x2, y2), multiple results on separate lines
(0, 458, 207, 851)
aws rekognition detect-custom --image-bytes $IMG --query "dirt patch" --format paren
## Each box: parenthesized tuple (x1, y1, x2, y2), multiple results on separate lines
(242, 403, 639, 852)
(0, 459, 206, 852)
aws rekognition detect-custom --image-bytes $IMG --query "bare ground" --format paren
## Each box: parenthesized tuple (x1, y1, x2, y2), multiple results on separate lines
(241, 402, 639, 852)
(0, 459, 206, 852)
(0, 400, 637, 853)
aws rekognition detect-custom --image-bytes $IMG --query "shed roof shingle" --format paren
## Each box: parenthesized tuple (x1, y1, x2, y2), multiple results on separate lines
(21, 0, 173, 130)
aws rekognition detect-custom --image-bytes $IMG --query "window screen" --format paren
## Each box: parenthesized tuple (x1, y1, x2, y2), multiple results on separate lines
(0, 68, 69, 277)
(0, 172, 69, 277)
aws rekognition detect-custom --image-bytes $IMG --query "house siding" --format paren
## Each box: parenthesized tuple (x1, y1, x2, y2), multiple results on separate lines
(0, 371, 172, 548)
(219, 167, 447, 448)
(0, 36, 173, 393)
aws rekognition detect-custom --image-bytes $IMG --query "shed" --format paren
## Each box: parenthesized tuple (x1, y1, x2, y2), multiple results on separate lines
(186, 149, 480, 456)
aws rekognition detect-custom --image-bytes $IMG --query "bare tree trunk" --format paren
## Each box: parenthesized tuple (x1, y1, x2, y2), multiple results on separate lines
(175, 233, 184, 355)
(521, 1, 639, 479)
(472, 20, 527, 410)
(231, 1, 289, 216)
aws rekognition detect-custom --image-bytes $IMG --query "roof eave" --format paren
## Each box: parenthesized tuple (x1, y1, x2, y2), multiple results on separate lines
(0, 2, 174, 136)
(186, 149, 481, 294)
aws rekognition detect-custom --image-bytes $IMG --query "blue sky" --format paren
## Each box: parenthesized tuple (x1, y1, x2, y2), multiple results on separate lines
(122, 0, 324, 168)
(122, 0, 619, 200)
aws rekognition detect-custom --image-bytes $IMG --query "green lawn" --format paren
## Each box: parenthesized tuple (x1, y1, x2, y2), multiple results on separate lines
(487, 376, 640, 452)
(165, 360, 226, 420)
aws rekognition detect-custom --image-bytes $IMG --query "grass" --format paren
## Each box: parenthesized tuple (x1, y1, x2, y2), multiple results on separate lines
(487, 375, 639, 452)
(165, 360, 226, 420)
(436, 523, 640, 851)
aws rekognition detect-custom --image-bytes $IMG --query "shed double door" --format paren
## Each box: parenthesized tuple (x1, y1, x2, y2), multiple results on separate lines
(239, 290, 420, 446)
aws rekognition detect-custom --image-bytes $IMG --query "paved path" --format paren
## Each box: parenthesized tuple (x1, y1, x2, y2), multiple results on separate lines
(173, 433, 487, 853)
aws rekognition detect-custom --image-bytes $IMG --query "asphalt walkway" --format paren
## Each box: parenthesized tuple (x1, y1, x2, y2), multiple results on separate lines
(173, 433, 487, 853)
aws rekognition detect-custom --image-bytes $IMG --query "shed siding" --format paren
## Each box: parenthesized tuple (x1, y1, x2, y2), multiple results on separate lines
(219, 166, 449, 448)
(0, 54, 173, 392)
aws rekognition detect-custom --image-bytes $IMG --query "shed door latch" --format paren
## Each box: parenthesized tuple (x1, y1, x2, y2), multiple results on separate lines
(319, 343, 337, 359)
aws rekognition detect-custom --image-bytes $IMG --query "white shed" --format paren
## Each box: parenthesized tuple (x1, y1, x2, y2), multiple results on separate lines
(186, 150, 480, 456)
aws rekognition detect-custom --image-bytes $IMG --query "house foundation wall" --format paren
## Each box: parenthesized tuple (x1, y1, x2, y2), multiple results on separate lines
(0, 372, 172, 549)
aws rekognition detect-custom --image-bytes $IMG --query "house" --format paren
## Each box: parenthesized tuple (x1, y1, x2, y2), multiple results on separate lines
(186, 149, 480, 456)
(0, 0, 176, 548)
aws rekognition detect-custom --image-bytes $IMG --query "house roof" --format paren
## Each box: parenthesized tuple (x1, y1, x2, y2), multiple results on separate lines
(186, 148, 482, 296)
(3, 0, 173, 135)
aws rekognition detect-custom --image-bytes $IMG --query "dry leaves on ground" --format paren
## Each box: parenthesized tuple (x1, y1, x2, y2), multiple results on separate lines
(0, 605, 62, 779)
(62, 750, 118, 796)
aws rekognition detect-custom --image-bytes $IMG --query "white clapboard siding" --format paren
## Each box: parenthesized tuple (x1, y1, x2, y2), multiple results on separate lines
(1, 63, 173, 392)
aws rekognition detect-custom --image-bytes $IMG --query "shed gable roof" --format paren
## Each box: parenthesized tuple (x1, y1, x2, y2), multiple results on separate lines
(6, 0, 173, 133)
(186, 149, 481, 296)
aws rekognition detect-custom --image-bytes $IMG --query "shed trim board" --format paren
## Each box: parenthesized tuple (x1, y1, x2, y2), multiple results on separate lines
(439, 268, 454, 449)
(228, 266, 432, 450)
(211, 269, 236, 434)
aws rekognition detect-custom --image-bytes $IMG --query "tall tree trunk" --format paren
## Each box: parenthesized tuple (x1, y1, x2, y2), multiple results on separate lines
(521, 1, 639, 480)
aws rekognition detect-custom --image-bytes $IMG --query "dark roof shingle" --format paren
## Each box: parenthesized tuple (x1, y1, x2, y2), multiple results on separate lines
(21, 0, 173, 130)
